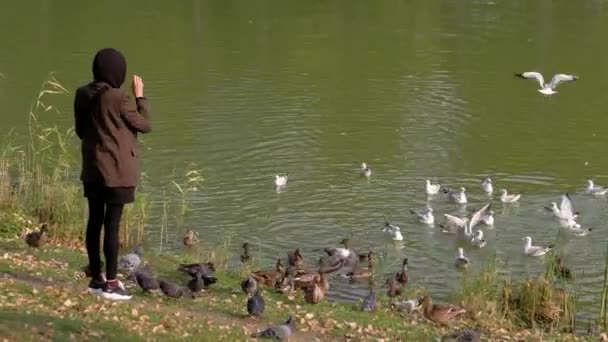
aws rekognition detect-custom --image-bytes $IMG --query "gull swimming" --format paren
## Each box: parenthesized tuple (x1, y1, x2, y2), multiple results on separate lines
(382, 220, 404, 241)
(481, 178, 493, 194)
(515, 71, 579, 96)
(425, 179, 441, 195)
(548, 194, 580, 229)
(274, 174, 288, 187)
(360, 163, 372, 178)
(585, 180, 608, 196)
(523, 236, 552, 257)
(481, 209, 494, 226)
(570, 227, 592, 237)
(441, 203, 491, 238)
(455, 248, 469, 269)
(443, 187, 467, 204)
(500, 189, 521, 203)
(410, 206, 434, 225)
(470, 230, 486, 248)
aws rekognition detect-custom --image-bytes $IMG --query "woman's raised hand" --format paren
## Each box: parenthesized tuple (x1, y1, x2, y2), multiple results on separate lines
(132, 75, 144, 98)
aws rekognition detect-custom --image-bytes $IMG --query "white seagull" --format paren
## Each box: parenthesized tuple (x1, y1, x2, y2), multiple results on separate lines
(547, 194, 580, 228)
(481, 209, 494, 226)
(410, 206, 434, 225)
(470, 230, 486, 248)
(500, 189, 521, 203)
(585, 180, 608, 196)
(441, 203, 491, 238)
(382, 220, 404, 241)
(516, 71, 579, 95)
(425, 179, 441, 195)
(522, 236, 552, 257)
(481, 178, 493, 194)
(275, 174, 288, 187)
(455, 248, 470, 269)
(444, 187, 467, 204)
(360, 162, 372, 178)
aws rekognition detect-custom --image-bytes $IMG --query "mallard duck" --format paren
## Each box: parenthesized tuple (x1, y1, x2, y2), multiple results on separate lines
(304, 274, 325, 304)
(441, 329, 481, 342)
(241, 276, 258, 295)
(274, 274, 295, 295)
(287, 248, 304, 269)
(361, 290, 377, 312)
(252, 258, 284, 287)
(555, 257, 573, 280)
(118, 246, 142, 272)
(420, 296, 466, 324)
(347, 251, 374, 280)
(178, 262, 216, 277)
(294, 271, 329, 294)
(241, 243, 251, 264)
(25, 224, 48, 250)
(385, 277, 403, 298)
(318, 253, 344, 274)
(251, 315, 295, 340)
(396, 258, 409, 284)
(247, 290, 265, 317)
(183, 229, 199, 247)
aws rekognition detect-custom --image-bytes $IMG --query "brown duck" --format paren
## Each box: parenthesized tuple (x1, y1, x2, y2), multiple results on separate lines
(420, 296, 466, 324)
(287, 248, 304, 269)
(386, 277, 403, 298)
(304, 274, 325, 304)
(294, 270, 329, 294)
(395, 258, 409, 284)
(183, 229, 199, 247)
(240, 243, 251, 264)
(555, 256, 573, 280)
(251, 258, 285, 287)
(347, 251, 374, 280)
(25, 224, 48, 250)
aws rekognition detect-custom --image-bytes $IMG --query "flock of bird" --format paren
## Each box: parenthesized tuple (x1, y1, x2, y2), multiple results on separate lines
(19, 70, 584, 341)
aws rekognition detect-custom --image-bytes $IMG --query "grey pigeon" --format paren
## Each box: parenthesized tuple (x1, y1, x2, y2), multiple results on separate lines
(441, 329, 481, 342)
(241, 276, 258, 296)
(119, 246, 142, 271)
(178, 262, 215, 277)
(361, 290, 377, 312)
(251, 315, 295, 340)
(159, 280, 192, 299)
(135, 270, 160, 293)
(247, 290, 265, 317)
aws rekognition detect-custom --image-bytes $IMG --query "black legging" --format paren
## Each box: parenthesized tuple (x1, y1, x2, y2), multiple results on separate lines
(85, 198, 124, 280)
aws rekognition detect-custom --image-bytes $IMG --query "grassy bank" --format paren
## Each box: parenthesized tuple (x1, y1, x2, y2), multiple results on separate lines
(0, 237, 594, 341)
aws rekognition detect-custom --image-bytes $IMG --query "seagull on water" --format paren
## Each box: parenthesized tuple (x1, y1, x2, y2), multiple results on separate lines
(523, 236, 552, 257)
(470, 230, 486, 248)
(410, 205, 434, 225)
(481, 209, 494, 226)
(455, 248, 469, 269)
(500, 189, 521, 203)
(441, 203, 491, 238)
(515, 71, 579, 95)
(585, 180, 608, 196)
(274, 174, 288, 187)
(481, 178, 493, 194)
(382, 219, 403, 241)
(360, 162, 372, 178)
(425, 179, 441, 195)
(545, 194, 580, 228)
(443, 187, 467, 204)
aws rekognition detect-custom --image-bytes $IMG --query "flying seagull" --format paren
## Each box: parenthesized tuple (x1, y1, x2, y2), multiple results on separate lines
(515, 71, 578, 95)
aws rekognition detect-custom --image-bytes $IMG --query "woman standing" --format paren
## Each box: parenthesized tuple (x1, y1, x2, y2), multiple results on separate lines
(74, 48, 151, 300)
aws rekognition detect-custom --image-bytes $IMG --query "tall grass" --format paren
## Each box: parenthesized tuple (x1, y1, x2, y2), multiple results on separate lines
(600, 242, 608, 330)
(0, 75, 152, 246)
(453, 254, 576, 332)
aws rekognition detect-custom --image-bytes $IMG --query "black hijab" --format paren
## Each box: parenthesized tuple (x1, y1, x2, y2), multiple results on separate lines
(92, 48, 126, 88)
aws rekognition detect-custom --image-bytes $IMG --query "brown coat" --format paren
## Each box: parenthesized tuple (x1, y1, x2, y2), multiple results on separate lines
(74, 82, 151, 187)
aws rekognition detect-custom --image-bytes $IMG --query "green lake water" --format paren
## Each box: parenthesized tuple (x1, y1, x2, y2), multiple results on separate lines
(1, 0, 608, 318)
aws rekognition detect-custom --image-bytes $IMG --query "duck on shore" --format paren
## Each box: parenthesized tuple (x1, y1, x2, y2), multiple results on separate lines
(25, 224, 48, 250)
